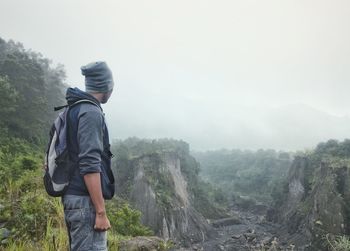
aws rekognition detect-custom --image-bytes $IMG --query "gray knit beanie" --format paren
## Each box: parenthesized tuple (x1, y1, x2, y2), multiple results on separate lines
(81, 61, 114, 93)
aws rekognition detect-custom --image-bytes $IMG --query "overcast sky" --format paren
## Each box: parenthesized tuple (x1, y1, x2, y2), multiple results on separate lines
(1, 0, 350, 151)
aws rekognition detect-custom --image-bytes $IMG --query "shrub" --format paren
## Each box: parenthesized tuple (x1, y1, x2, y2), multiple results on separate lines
(106, 200, 153, 237)
(326, 234, 350, 251)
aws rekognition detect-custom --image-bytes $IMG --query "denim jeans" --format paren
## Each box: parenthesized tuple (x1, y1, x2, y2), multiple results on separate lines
(62, 195, 107, 251)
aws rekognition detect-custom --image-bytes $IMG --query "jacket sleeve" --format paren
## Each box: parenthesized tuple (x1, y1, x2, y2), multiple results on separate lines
(77, 107, 104, 175)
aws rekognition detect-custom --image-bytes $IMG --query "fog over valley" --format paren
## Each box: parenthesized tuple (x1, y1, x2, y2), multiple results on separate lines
(1, 0, 350, 151)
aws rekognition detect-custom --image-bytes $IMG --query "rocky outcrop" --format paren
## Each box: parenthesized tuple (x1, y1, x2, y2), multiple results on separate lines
(119, 236, 170, 251)
(284, 157, 308, 213)
(115, 150, 214, 247)
(0, 227, 10, 244)
(276, 156, 350, 250)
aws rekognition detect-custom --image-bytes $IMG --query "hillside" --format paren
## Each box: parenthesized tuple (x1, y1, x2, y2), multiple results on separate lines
(273, 139, 350, 250)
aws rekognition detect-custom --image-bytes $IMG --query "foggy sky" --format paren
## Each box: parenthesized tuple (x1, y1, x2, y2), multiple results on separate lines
(1, 0, 350, 151)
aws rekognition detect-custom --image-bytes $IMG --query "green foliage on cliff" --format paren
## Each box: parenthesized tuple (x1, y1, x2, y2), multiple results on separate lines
(113, 137, 190, 158)
(314, 139, 350, 158)
(112, 138, 191, 208)
(310, 139, 350, 172)
(180, 152, 229, 218)
(274, 139, 350, 250)
(289, 139, 350, 202)
(193, 149, 292, 204)
(191, 180, 229, 219)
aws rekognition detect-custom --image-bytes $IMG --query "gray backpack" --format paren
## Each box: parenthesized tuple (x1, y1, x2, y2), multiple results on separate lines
(43, 99, 98, 197)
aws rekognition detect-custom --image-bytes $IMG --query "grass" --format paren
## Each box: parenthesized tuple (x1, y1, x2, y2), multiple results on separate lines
(326, 234, 350, 251)
(1, 196, 146, 251)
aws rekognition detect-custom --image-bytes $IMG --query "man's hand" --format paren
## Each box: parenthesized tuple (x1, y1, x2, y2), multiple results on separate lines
(83, 173, 110, 231)
(94, 211, 111, 232)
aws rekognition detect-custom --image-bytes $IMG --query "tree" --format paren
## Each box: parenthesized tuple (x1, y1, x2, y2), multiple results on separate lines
(0, 37, 66, 144)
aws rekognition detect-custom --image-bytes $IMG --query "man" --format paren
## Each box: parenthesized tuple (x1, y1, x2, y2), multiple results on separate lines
(62, 61, 115, 251)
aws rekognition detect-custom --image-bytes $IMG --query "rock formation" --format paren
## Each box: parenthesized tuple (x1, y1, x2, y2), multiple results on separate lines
(276, 154, 350, 250)
(113, 140, 215, 247)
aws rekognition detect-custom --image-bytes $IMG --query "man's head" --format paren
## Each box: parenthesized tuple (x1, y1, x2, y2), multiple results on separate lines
(81, 61, 114, 104)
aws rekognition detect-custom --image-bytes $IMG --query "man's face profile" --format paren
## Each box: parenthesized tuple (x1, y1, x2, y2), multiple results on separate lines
(101, 90, 113, 104)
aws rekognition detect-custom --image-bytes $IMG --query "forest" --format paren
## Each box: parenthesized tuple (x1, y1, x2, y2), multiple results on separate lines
(193, 149, 292, 205)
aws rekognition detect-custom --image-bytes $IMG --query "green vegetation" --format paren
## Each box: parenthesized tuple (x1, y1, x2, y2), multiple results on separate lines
(272, 140, 350, 250)
(0, 138, 68, 250)
(0, 135, 153, 251)
(180, 153, 229, 218)
(113, 137, 190, 158)
(0, 37, 68, 249)
(193, 149, 292, 205)
(0, 38, 66, 145)
(284, 139, 350, 214)
(106, 199, 153, 237)
(112, 138, 187, 207)
(326, 234, 350, 251)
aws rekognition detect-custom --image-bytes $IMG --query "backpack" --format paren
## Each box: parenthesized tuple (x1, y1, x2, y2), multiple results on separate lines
(43, 99, 99, 197)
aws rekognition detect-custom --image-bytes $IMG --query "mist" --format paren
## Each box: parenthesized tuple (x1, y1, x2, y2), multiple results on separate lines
(1, 0, 350, 150)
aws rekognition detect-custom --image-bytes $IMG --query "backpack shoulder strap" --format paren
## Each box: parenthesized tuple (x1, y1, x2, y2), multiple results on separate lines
(69, 99, 101, 111)
(54, 104, 68, 111)
(54, 99, 101, 112)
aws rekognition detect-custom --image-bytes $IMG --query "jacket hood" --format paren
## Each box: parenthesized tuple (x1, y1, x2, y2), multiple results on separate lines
(65, 87, 102, 109)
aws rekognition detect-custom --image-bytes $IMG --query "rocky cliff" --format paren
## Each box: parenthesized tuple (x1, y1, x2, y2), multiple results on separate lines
(112, 139, 218, 247)
(275, 140, 350, 250)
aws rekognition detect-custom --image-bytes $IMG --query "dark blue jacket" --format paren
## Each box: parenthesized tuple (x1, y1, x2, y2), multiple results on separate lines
(64, 87, 115, 199)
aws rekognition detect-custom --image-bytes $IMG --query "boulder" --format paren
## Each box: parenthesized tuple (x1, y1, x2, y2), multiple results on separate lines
(0, 228, 10, 240)
(119, 236, 169, 251)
